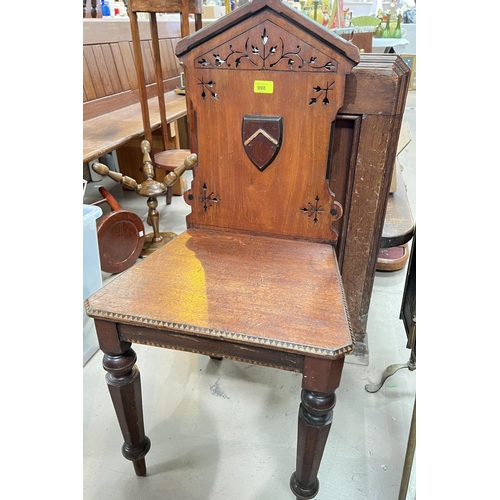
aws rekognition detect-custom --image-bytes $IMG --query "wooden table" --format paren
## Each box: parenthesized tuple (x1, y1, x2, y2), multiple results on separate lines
(83, 91, 187, 164)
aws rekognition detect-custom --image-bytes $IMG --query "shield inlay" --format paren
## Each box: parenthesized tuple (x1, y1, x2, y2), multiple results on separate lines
(242, 116, 283, 171)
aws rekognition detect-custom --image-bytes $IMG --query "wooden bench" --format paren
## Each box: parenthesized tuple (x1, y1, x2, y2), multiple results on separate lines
(83, 17, 201, 166)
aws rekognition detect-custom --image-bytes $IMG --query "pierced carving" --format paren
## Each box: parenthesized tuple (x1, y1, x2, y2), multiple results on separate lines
(198, 78, 218, 100)
(301, 196, 343, 231)
(187, 183, 220, 211)
(196, 24, 338, 72)
(301, 196, 324, 225)
(309, 82, 335, 106)
(200, 183, 220, 211)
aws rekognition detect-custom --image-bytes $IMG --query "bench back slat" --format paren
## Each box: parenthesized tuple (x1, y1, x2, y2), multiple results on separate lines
(83, 56, 97, 101)
(100, 44, 123, 95)
(93, 45, 116, 96)
(83, 19, 184, 121)
(83, 46, 106, 99)
(111, 42, 133, 91)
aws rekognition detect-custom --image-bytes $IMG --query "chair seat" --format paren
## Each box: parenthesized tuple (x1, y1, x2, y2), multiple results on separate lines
(154, 149, 192, 172)
(86, 229, 354, 359)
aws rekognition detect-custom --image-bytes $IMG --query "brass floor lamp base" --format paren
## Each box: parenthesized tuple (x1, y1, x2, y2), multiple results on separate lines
(140, 232, 177, 257)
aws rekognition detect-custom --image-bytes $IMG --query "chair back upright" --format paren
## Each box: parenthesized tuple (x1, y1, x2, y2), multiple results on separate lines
(128, 0, 203, 155)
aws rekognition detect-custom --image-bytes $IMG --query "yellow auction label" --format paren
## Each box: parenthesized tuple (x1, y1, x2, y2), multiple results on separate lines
(254, 80, 274, 94)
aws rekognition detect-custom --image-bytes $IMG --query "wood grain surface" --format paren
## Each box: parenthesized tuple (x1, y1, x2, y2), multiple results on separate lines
(83, 91, 187, 163)
(86, 229, 354, 359)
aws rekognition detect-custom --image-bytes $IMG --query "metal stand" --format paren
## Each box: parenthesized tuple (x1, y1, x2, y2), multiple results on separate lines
(365, 348, 415, 393)
(366, 233, 416, 499)
(398, 398, 416, 500)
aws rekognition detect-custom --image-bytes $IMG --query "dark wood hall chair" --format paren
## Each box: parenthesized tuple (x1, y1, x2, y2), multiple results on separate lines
(128, 0, 203, 204)
(85, 1, 360, 497)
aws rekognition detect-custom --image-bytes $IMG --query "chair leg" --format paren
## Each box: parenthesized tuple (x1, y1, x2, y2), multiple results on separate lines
(166, 186, 173, 205)
(103, 347, 151, 476)
(290, 389, 336, 499)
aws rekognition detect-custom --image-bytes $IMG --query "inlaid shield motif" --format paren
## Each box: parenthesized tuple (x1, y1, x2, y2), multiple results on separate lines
(242, 116, 283, 171)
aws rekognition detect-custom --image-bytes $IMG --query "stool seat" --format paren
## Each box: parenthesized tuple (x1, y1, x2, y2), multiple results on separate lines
(154, 149, 192, 204)
(154, 149, 192, 172)
(86, 229, 354, 360)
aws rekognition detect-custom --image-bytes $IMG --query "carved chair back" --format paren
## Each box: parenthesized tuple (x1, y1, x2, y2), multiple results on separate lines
(176, 0, 360, 244)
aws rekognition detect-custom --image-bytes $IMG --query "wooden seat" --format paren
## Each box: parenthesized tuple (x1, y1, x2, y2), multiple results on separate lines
(85, 1, 364, 497)
(128, 0, 203, 204)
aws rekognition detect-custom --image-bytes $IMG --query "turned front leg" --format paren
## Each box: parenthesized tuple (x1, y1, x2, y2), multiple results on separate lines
(291, 357, 345, 499)
(103, 347, 151, 476)
(290, 390, 336, 499)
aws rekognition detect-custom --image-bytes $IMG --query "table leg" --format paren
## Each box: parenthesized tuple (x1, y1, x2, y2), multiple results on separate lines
(103, 347, 151, 476)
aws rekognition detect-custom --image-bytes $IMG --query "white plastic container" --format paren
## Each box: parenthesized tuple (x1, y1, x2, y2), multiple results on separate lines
(344, 1, 375, 18)
(83, 204, 103, 365)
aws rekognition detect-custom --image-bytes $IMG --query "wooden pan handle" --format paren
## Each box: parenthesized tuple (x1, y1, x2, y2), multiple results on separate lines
(98, 186, 123, 212)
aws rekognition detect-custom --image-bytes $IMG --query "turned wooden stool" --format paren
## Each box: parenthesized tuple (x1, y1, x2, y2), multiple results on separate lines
(93, 142, 197, 256)
(128, 0, 203, 205)
(85, 1, 360, 497)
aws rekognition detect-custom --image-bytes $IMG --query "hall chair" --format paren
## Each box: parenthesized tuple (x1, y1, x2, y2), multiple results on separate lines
(85, 1, 360, 497)
(128, 0, 203, 204)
